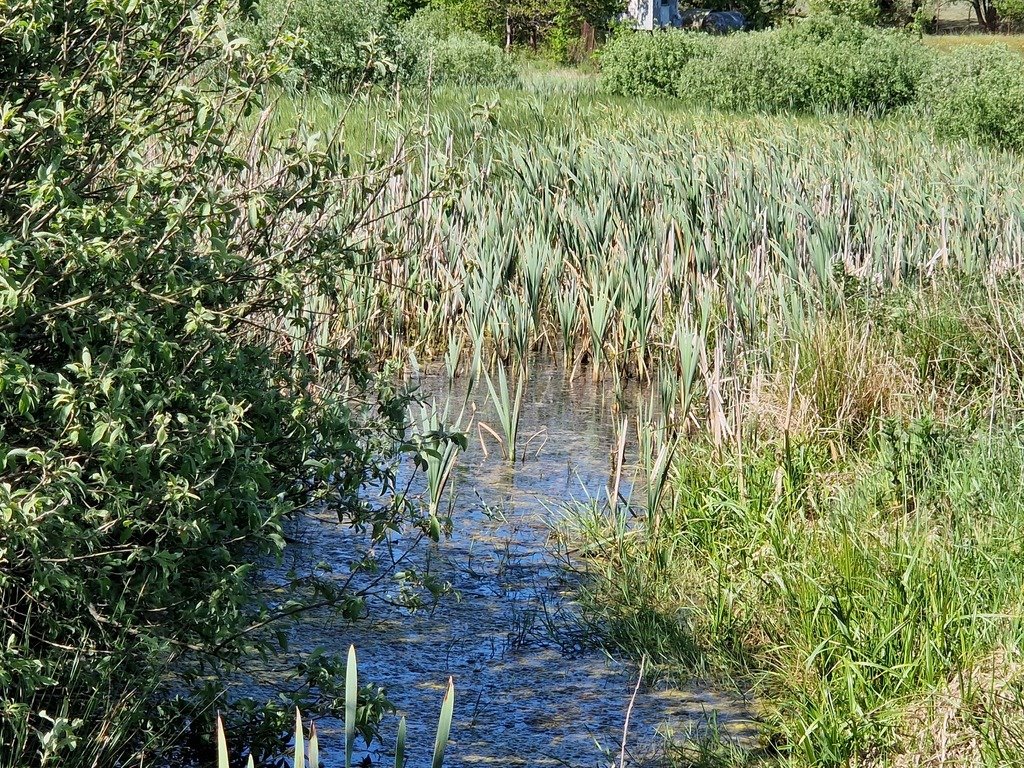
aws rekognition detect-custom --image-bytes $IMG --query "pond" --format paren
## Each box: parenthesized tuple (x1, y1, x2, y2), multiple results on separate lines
(261, 366, 756, 767)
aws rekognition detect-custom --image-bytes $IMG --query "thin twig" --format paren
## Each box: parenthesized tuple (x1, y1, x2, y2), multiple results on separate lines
(619, 655, 646, 768)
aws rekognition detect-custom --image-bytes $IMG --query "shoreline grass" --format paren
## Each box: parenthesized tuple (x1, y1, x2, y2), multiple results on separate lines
(277, 75, 1024, 766)
(564, 283, 1024, 766)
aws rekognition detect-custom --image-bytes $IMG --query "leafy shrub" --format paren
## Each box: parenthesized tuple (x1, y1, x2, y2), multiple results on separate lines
(995, 0, 1024, 22)
(678, 18, 929, 113)
(788, 17, 930, 110)
(423, 33, 519, 86)
(0, 0, 418, 764)
(919, 44, 1024, 152)
(677, 28, 804, 111)
(808, 0, 881, 24)
(721, 0, 798, 28)
(401, 4, 464, 41)
(254, 0, 399, 89)
(399, 9, 518, 87)
(600, 30, 712, 98)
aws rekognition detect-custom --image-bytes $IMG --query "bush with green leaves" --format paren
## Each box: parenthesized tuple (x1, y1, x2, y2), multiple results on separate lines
(677, 18, 929, 113)
(398, 8, 517, 87)
(253, 0, 399, 89)
(421, 33, 518, 87)
(402, 5, 465, 41)
(0, 1, 447, 765)
(919, 44, 1024, 152)
(995, 0, 1024, 22)
(600, 30, 712, 98)
(429, 0, 623, 58)
(808, 0, 882, 24)
(790, 16, 930, 110)
(676, 28, 804, 111)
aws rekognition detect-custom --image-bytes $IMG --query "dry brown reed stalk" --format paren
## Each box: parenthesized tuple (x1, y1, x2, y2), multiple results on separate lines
(745, 320, 921, 446)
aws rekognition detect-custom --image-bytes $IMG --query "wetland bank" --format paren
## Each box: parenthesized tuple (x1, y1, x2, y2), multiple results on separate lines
(252, 85, 1024, 767)
(260, 368, 757, 767)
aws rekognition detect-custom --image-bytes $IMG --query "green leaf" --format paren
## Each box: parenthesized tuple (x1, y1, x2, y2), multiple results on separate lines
(345, 645, 357, 768)
(394, 716, 406, 768)
(431, 678, 455, 768)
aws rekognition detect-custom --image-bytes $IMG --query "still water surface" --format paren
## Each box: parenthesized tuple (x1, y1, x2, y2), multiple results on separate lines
(261, 367, 756, 767)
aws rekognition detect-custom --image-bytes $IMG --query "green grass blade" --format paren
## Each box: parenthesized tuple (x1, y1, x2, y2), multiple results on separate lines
(345, 645, 358, 768)
(394, 715, 406, 768)
(431, 677, 455, 768)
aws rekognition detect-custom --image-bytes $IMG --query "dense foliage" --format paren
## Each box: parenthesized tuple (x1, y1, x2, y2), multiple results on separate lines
(431, 0, 623, 60)
(252, 0, 400, 89)
(599, 21, 1024, 151)
(249, 0, 515, 90)
(0, 1, 432, 765)
(599, 30, 711, 98)
(602, 19, 928, 113)
(398, 8, 519, 86)
(679, 17, 930, 112)
(994, 0, 1024, 23)
(920, 44, 1024, 151)
(809, 0, 885, 24)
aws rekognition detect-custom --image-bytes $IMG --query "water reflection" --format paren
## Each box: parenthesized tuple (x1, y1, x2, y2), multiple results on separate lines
(258, 366, 757, 767)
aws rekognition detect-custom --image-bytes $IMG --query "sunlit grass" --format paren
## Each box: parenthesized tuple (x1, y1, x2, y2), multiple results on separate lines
(925, 32, 1024, 54)
(266, 75, 1024, 767)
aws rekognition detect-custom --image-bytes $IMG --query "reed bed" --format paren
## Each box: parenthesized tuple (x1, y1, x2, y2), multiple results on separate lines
(288, 84, 1024, 765)
(289, 88, 1024, 447)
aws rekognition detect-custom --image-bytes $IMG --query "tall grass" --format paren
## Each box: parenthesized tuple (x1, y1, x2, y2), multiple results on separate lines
(572, 421, 1024, 766)
(286, 87, 1024, 435)
(282, 83, 1024, 767)
(564, 283, 1024, 766)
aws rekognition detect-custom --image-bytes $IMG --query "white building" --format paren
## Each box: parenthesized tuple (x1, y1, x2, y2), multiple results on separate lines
(625, 0, 680, 29)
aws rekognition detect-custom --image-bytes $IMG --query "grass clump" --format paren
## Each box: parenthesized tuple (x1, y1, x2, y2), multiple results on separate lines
(575, 422, 1024, 765)
(748, 317, 921, 449)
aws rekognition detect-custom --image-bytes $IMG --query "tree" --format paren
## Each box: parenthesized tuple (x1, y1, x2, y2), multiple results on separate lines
(972, 0, 1001, 27)
(430, 0, 622, 56)
(0, 1, 426, 764)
